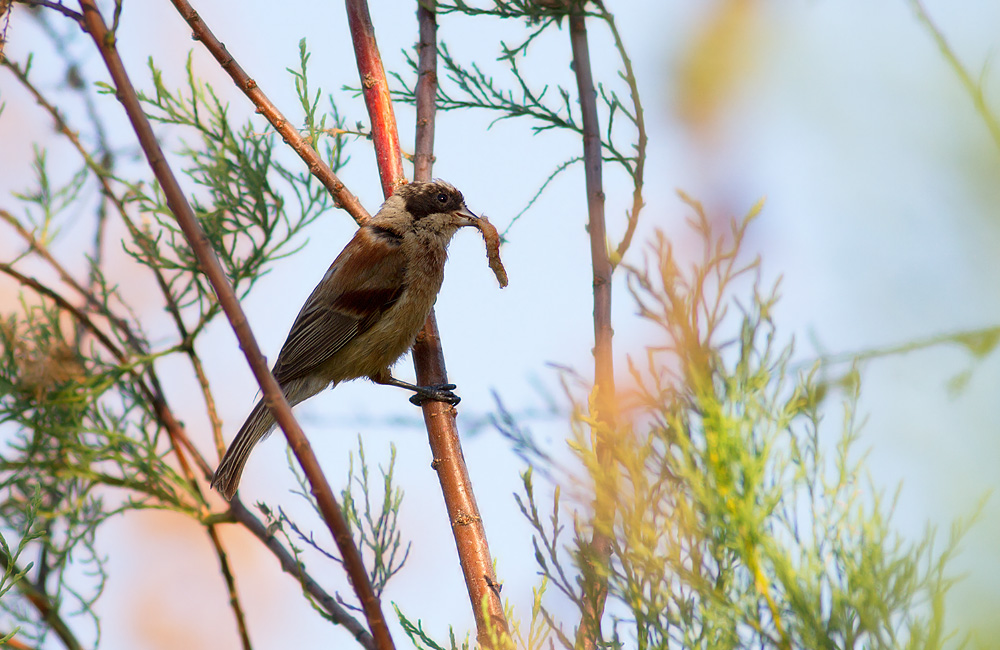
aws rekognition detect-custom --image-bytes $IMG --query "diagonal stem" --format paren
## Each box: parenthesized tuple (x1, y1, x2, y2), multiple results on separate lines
(75, 2, 392, 648)
(167, 0, 370, 224)
(6, 17, 374, 646)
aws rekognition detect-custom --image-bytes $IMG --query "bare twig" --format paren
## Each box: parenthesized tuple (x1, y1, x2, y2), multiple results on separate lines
(594, 1, 645, 265)
(346, 0, 406, 194)
(75, 2, 389, 647)
(909, 0, 1000, 152)
(226, 498, 376, 648)
(409, 1, 510, 645)
(167, 0, 370, 224)
(569, 10, 615, 650)
(206, 525, 253, 649)
(413, 0, 438, 182)
(12, 0, 82, 23)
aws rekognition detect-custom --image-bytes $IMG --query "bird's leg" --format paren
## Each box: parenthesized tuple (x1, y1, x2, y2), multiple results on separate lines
(370, 370, 460, 406)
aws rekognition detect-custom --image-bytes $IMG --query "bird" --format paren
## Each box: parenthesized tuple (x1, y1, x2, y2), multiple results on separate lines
(211, 180, 479, 500)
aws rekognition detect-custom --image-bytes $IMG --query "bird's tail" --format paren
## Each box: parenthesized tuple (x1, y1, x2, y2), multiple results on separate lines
(211, 399, 275, 500)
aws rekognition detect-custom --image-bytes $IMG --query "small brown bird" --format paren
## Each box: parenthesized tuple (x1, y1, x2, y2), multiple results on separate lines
(212, 180, 479, 499)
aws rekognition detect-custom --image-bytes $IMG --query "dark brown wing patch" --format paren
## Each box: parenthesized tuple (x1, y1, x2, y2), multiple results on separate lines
(268, 227, 409, 384)
(271, 305, 361, 384)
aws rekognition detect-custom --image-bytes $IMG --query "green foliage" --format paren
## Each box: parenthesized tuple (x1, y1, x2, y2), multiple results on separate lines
(340, 437, 410, 596)
(11, 148, 88, 245)
(275, 435, 410, 613)
(131, 49, 345, 330)
(512, 199, 973, 649)
(390, 0, 645, 237)
(395, 603, 472, 650)
(0, 35, 360, 644)
(0, 490, 44, 646)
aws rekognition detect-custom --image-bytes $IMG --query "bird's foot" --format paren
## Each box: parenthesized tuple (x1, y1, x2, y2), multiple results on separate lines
(409, 383, 460, 406)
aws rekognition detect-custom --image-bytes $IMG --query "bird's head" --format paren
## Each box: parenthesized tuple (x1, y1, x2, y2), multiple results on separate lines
(374, 180, 479, 239)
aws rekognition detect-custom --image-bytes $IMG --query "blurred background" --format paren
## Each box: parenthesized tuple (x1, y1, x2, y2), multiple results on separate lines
(1, 0, 998, 647)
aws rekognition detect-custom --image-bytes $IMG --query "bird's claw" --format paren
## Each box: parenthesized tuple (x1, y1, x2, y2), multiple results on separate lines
(409, 383, 460, 406)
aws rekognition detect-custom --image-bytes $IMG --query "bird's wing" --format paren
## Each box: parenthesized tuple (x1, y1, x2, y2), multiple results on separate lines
(270, 229, 407, 384)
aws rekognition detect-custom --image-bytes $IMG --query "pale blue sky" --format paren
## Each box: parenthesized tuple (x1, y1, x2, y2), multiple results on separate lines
(1, 1, 999, 647)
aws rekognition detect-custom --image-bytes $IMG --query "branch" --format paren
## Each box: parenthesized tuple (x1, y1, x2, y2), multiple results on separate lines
(227, 498, 376, 648)
(0, 549, 84, 650)
(12, 0, 82, 23)
(569, 10, 615, 650)
(409, 1, 511, 645)
(346, 0, 406, 194)
(413, 0, 438, 182)
(206, 525, 253, 649)
(75, 2, 388, 647)
(595, 1, 646, 265)
(908, 0, 1000, 152)
(166, 0, 370, 224)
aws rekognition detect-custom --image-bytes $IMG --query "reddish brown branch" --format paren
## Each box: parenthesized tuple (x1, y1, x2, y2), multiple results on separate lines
(410, 2, 510, 645)
(570, 11, 615, 650)
(76, 2, 392, 648)
(345, 0, 406, 195)
(167, 0, 370, 225)
(411, 314, 510, 645)
(344, 0, 510, 644)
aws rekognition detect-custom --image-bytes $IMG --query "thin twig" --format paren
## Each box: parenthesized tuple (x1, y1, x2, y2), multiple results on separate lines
(227, 498, 376, 649)
(12, 0, 83, 22)
(26, 8, 117, 295)
(166, 0, 370, 224)
(908, 0, 1000, 152)
(413, 0, 438, 182)
(75, 2, 389, 648)
(346, 0, 406, 194)
(206, 524, 253, 649)
(0, 548, 84, 650)
(408, 0, 510, 645)
(569, 10, 615, 650)
(595, 1, 645, 265)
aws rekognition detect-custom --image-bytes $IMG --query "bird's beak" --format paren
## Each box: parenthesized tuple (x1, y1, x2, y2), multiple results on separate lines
(454, 203, 479, 226)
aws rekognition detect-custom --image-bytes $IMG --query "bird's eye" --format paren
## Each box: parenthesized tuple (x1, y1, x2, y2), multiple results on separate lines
(436, 192, 448, 203)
